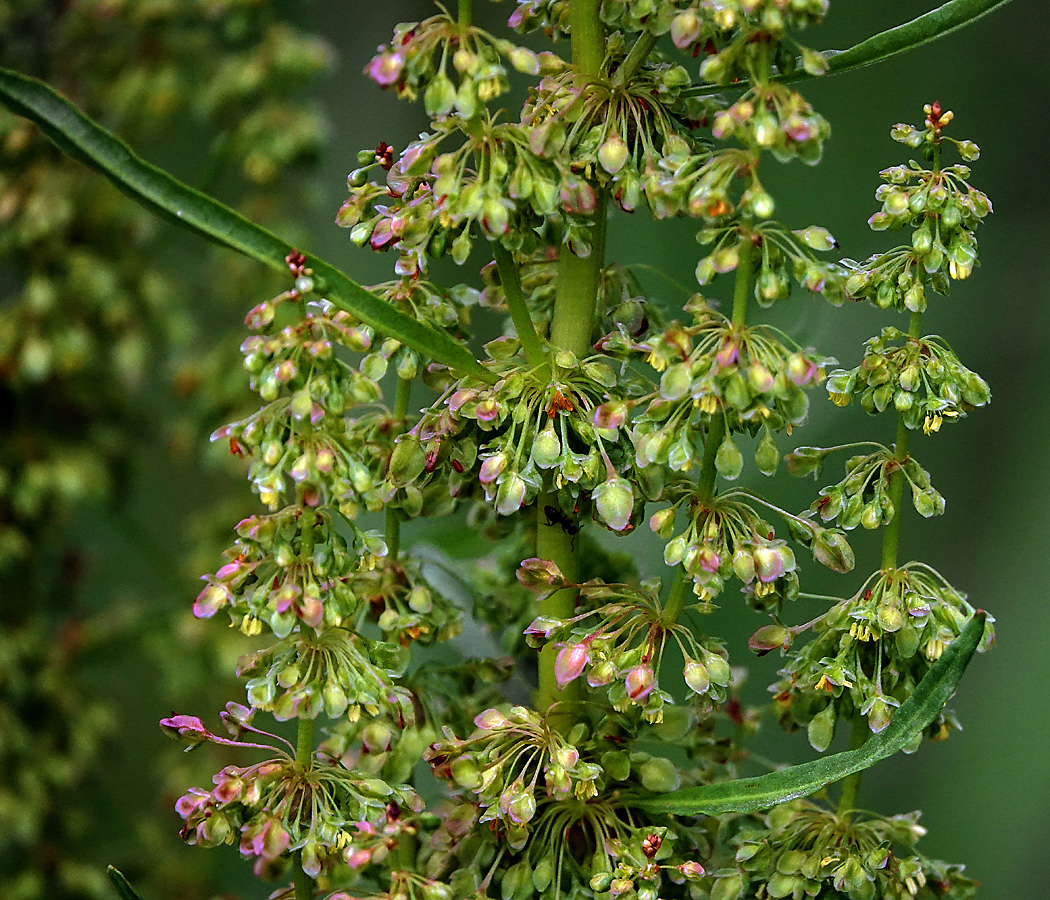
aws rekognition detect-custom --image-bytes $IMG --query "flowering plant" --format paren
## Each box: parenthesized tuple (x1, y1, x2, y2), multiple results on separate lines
(0, 1, 1014, 899)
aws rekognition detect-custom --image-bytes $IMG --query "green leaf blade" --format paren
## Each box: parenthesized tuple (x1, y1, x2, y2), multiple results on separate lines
(636, 610, 987, 816)
(106, 866, 146, 900)
(0, 66, 494, 383)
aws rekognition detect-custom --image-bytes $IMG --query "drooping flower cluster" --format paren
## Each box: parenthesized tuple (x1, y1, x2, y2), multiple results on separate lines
(826, 326, 990, 434)
(519, 561, 732, 720)
(768, 563, 991, 745)
(731, 801, 977, 900)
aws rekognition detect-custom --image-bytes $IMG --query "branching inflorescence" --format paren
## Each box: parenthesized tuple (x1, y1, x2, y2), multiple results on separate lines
(158, 5, 995, 900)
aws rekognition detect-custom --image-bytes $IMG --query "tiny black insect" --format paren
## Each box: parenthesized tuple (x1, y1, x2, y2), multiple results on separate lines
(544, 505, 580, 536)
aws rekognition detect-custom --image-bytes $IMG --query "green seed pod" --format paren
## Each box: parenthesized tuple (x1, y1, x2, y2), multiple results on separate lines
(388, 437, 426, 488)
(715, 434, 743, 480)
(532, 424, 561, 468)
(594, 475, 634, 531)
(451, 756, 483, 790)
(807, 702, 837, 752)
(755, 429, 779, 475)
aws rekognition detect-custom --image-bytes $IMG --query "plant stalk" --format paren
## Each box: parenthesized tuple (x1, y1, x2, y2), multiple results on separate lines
(385, 375, 413, 560)
(696, 233, 754, 503)
(612, 30, 657, 87)
(294, 717, 316, 900)
(458, 0, 473, 29)
(568, 0, 605, 78)
(493, 241, 547, 370)
(837, 713, 870, 814)
(536, 0, 607, 722)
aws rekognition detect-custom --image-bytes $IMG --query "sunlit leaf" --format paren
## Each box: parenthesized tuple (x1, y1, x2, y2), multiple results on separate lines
(107, 867, 146, 900)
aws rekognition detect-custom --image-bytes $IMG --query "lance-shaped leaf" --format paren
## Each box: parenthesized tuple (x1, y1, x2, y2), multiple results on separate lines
(106, 867, 146, 900)
(684, 0, 1014, 97)
(635, 610, 987, 816)
(0, 66, 495, 384)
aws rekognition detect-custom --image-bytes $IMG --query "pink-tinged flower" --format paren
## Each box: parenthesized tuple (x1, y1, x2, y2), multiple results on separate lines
(344, 847, 372, 869)
(555, 643, 589, 687)
(626, 664, 655, 700)
(787, 352, 819, 386)
(593, 400, 627, 430)
(698, 544, 721, 573)
(193, 582, 229, 619)
(716, 339, 739, 369)
(175, 787, 211, 819)
(367, 51, 404, 88)
(246, 816, 291, 860)
(160, 714, 212, 749)
(679, 861, 705, 878)
(753, 545, 785, 582)
(474, 708, 510, 730)
(475, 397, 500, 422)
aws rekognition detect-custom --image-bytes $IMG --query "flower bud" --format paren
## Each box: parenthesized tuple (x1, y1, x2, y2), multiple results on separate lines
(479, 452, 507, 486)
(532, 424, 561, 468)
(748, 624, 792, 656)
(517, 558, 568, 590)
(593, 475, 633, 532)
(495, 473, 527, 515)
(638, 756, 680, 793)
(626, 664, 655, 700)
(388, 437, 426, 487)
(683, 658, 710, 695)
(753, 545, 783, 582)
(598, 133, 629, 175)
(649, 507, 676, 538)
(451, 756, 483, 790)
(755, 429, 779, 476)
(555, 644, 589, 687)
(323, 680, 349, 718)
(715, 434, 743, 480)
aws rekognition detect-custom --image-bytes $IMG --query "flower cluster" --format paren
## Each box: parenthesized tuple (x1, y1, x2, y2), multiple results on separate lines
(790, 445, 944, 529)
(425, 706, 603, 849)
(826, 326, 990, 434)
(237, 627, 414, 724)
(769, 564, 991, 744)
(193, 505, 385, 636)
(366, 12, 543, 110)
(844, 103, 991, 311)
(650, 488, 805, 606)
(733, 802, 977, 900)
(405, 344, 648, 531)
(519, 564, 732, 720)
(624, 295, 829, 476)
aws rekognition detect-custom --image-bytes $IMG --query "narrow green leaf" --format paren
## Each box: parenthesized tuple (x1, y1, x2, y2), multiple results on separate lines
(635, 611, 987, 816)
(823, 0, 1015, 78)
(684, 0, 1014, 97)
(0, 66, 495, 384)
(106, 866, 146, 900)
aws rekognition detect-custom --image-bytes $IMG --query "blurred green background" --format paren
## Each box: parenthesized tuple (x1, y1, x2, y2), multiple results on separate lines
(1, 2, 1047, 898)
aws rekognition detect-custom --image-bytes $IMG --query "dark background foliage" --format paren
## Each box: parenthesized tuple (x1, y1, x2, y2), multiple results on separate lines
(1, 2, 1047, 898)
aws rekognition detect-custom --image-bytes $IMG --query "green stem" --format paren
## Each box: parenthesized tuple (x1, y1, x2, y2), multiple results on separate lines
(550, 193, 608, 359)
(385, 375, 413, 560)
(492, 241, 547, 370)
(663, 568, 690, 624)
(837, 714, 870, 813)
(458, 0, 473, 28)
(293, 717, 316, 900)
(569, 0, 605, 78)
(535, 0, 607, 724)
(880, 308, 923, 571)
(612, 30, 657, 87)
(696, 233, 754, 503)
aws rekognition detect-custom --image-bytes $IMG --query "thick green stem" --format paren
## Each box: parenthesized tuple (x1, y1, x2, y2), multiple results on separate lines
(612, 30, 657, 87)
(535, 1, 607, 722)
(293, 717, 316, 900)
(837, 713, 870, 813)
(879, 309, 922, 571)
(493, 241, 547, 370)
(385, 376, 413, 560)
(569, 0, 605, 77)
(458, 0, 473, 28)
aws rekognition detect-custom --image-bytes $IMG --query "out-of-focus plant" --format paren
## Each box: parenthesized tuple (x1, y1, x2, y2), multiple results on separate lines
(0, 1, 1013, 899)
(0, 2, 329, 897)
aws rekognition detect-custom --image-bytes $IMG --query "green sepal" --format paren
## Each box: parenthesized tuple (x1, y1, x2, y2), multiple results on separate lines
(106, 867, 146, 900)
(634, 611, 986, 816)
(0, 66, 495, 384)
